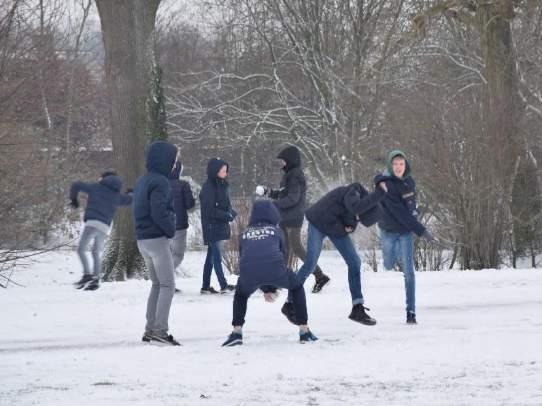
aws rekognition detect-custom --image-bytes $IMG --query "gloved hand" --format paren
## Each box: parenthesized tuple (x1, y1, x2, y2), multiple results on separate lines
(255, 185, 268, 196)
(69, 199, 79, 209)
(422, 230, 436, 242)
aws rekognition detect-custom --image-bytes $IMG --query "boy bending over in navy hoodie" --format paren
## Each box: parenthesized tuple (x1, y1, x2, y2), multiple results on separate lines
(222, 200, 317, 346)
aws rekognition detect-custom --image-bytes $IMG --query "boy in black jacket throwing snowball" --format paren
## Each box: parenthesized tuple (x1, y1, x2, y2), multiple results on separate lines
(256, 145, 331, 293)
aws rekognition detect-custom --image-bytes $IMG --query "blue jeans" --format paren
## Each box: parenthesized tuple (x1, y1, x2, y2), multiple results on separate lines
(202, 241, 228, 290)
(380, 228, 416, 313)
(288, 222, 364, 305)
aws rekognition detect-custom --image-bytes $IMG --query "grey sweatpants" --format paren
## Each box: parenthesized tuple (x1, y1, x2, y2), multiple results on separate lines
(170, 229, 188, 271)
(77, 225, 107, 277)
(138, 237, 176, 337)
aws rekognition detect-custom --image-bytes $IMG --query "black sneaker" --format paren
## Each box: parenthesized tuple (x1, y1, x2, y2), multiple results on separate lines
(406, 311, 417, 325)
(83, 278, 100, 291)
(299, 330, 318, 343)
(142, 332, 152, 343)
(220, 284, 236, 294)
(222, 332, 243, 347)
(312, 274, 331, 293)
(281, 302, 297, 325)
(200, 287, 220, 295)
(74, 274, 94, 290)
(349, 304, 377, 326)
(149, 333, 181, 346)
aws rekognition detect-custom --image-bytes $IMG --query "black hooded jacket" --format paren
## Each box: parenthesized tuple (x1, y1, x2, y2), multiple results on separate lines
(269, 146, 307, 228)
(169, 161, 195, 230)
(199, 158, 234, 244)
(305, 183, 385, 238)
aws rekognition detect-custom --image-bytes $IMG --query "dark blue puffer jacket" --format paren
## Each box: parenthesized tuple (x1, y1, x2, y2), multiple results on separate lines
(70, 175, 132, 226)
(239, 200, 288, 284)
(374, 150, 425, 236)
(199, 158, 234, 244)
(305, 183, 385, 238)
(133, 141, 178, 240)
(169, 161, 196, 230)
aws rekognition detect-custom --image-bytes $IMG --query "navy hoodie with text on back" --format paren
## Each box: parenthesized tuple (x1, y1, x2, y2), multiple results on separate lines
(238, 200, 288, 285)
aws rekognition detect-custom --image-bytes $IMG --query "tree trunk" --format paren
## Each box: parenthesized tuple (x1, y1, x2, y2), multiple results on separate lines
(473, 0, 523, 268)
(95, 0, 166, 281)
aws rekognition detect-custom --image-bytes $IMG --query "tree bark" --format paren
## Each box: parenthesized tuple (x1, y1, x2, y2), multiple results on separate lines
(95, 0, 166, 281)
(476, 0, 523, 268)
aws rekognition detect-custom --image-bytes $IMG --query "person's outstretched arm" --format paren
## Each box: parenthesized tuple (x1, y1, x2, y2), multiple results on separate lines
(69, 181, 91, 201)
(274, 175, 302, 209)
(119, 191, 133, 206)
(69, 181, 92, 207)
(382, 193, 426, 236)
(344, 185, 385, 216)
(268, 187, 281, 200)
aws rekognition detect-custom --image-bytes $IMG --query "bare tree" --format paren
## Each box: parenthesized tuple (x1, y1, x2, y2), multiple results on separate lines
(166, 0, 412, 191)
(0, 0, 102, 248)
(392, 0, 535, 269)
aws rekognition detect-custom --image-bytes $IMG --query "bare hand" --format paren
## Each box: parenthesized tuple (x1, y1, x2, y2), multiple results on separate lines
(345, 226, 355, 233)
(264, 292, 278, 303)
(378, 181, 388, 193)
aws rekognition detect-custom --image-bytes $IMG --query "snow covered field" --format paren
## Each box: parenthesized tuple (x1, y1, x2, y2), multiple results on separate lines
(1, 251, 541, 406)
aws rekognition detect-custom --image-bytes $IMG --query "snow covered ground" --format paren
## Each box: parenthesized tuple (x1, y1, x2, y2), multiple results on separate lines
(1, 251, 541, 406)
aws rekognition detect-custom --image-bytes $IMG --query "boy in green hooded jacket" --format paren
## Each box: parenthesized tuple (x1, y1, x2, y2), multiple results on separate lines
(374, 150, 434, 324)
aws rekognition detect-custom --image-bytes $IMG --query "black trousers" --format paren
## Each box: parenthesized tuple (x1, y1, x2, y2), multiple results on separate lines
(232, 271, 308, 327)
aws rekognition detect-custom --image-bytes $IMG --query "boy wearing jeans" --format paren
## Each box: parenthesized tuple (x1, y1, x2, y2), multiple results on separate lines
(281, 182, 386, 326)
(375, 150, 435, 324)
